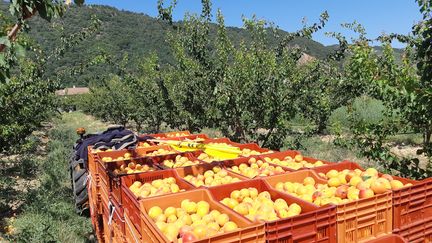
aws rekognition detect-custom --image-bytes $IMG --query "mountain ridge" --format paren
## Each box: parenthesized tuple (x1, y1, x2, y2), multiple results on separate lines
(0, 3, 403, 87)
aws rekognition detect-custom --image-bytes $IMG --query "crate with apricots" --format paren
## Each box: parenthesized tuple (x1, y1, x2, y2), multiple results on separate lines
(145, 130, 192, 139)
(96, 145, 175, 163)
(136, 189, 266, 243)
(208, 179, 337, 242)
(160, 154, 202, 168)
(196, 152, 219, 163)
(259, 150, 333, 171)
(264, 168, 393, 243)
(221, 157, 288, 179)
(175, 163, 245, 187)
(98, 157, 159, 206)
(157, 134, 210, 143)
(312, 161, 432, 242)
(121, 170, 196, 235)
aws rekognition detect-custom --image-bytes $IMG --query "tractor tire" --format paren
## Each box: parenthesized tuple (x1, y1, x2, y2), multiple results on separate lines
(70, 156, 89, 216)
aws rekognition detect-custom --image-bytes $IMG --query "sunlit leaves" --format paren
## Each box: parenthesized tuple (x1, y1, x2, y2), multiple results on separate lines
(337, 3, 432, 179)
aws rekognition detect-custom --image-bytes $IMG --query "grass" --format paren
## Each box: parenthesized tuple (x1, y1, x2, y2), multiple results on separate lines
(1, 112, 107, 243)
(387, 133, 423, 145)
(290, 137, 361, 162)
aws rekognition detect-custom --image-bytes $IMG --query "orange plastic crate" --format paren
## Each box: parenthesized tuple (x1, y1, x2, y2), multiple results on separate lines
(88, 173, 99, 211)
(153, 133, 210, 141)
(86, 150, 109, 242)
(146, 130, 191, 138)
(219, 156, 290, 179)
(124, 212, 142, 243)
(97, 194, 126, 243)
(263, 169, 392, 243)
(121, 169, 195, 232)
(139, 189, 266, 243)
(89, 200, 97, 224)
(365, 234, 407, 243)
(91, 146, 171, 207)
(313, 161, 432, 233)
(101, 196, 126, 243)
(258, 150, 334, 171)
(174, 162, 246, 187)
(88, 175, 105, 241)
(96, 148, 134, 164)
(393, 216, 432, 243)
(136, 141, 156, 147)
(97, 157, 160, 206)
(148, 151, 203, 169)
(391, 174, 432, 231)
(88, 146, 98, 175)
(208, 179, 336, 242)
(112, 224, 126, 243)
(203, 137, 234, 144)
(236, 143, 275, 156)
(165, 130, 191, 137)
(143, 132, 167, 138)
(101, 198, 112, 243)
(258, 150, 300, 160)
(110, 198, 125, 240)
(94, 217, 104, 243)
(95, 147, 160, 194)
(112, 223, 126, 243)
(98, 179, 110, 215)
(179, 133, 210, 140)
(90, 200, 103, 239)
(96, 145, 174, 165)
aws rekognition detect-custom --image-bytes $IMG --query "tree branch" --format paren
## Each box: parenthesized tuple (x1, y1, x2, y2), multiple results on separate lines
(0, 9, 36, 52)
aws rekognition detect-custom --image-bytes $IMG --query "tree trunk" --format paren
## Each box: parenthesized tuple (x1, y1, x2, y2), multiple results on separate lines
(233, 124, 244, 143)
(261, 126, 275, 148)
(136, 123, 142, 133)
(316, 114, 329, 134)
(424, 127, 431, 147)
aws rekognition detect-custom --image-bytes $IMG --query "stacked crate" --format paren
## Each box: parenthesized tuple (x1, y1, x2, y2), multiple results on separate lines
(391, 177, 432, 242)
(94, 145, 174, 242)
(87, 146, 104, 241)
(86, 131, 432, 243)
(311, 161, 432, 243)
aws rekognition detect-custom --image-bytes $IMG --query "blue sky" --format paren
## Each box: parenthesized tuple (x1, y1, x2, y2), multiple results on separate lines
(85, 0, 422, 48)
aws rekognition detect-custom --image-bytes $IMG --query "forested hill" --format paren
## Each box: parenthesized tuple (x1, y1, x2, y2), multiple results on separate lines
(0, 4, 401, 87)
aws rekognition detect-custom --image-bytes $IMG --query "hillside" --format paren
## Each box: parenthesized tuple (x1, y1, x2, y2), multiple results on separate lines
(1, 4, 338, 86)
(1, 4, 402, 87)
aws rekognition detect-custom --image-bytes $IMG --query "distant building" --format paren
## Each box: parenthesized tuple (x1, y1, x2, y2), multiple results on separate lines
(55, 86, 89, 96)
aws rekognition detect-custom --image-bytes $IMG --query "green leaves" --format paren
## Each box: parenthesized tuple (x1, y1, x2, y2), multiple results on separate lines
(13, 43, 25, 57)
(335, 5, 432, 179)
(157, 0, 178, 25)
(81, 54, 168, 132)
(0, 36, 11, 47)
(0, 52, 6, 66)
(0, 0, 96, 153)
(74, 0, 85, 6)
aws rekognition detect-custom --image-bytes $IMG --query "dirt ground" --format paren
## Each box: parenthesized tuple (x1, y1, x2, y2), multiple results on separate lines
(390, 145, 429, 169)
